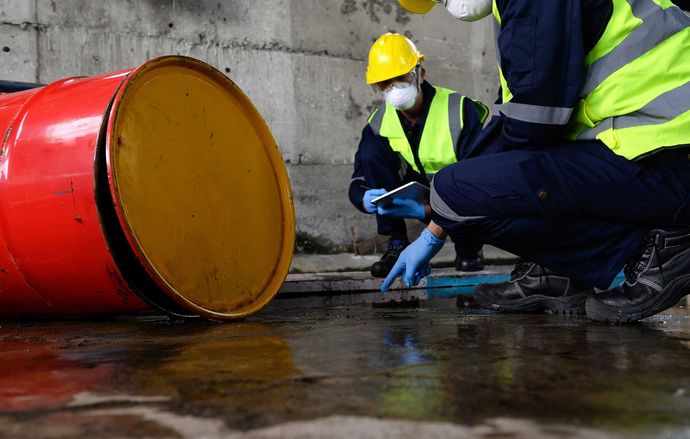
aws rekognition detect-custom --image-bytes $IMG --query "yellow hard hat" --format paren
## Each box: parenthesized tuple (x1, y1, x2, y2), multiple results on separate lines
(366, 33, 426, 85)
(397, 0, 438, 14)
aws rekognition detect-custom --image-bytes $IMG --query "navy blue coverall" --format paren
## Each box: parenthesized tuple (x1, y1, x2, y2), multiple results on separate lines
(430, 0, 690, 289)
(349, 80, 488, 256)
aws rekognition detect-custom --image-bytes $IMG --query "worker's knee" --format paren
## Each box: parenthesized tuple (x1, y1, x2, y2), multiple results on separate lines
(430, 164, 473, 219)
(432, 156, 535, 219)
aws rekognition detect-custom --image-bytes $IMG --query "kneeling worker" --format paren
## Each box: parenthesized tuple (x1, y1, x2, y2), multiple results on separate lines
(349, 33, 489, 278)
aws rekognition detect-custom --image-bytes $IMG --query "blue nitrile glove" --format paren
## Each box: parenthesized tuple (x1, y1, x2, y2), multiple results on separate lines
(377, 198, 426, 220)
(363, 188, 387, 213)
(381, 228, 445, 292)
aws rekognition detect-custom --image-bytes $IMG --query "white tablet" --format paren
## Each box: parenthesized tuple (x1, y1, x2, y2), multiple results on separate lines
(371, 181, 430, 207)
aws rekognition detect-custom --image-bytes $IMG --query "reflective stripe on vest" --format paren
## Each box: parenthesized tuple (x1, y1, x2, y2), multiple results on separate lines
(568, 0, 690, 159)
(368, 86, 465, 174)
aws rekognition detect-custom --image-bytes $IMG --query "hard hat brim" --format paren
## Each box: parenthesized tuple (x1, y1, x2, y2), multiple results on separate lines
(398, 0, 436, 14)
(365, 58, 423, 85)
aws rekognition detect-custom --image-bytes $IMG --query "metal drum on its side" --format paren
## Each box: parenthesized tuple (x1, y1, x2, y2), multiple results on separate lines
(0, 56, 295, 320)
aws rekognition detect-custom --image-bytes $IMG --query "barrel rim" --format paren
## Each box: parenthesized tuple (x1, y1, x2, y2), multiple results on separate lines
(104, 55, 295, 320)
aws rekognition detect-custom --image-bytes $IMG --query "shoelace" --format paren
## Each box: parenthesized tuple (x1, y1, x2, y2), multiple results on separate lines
(623, 233, 658, 282)
(510, 260, 533, 281)
(384, 240, 407, 258)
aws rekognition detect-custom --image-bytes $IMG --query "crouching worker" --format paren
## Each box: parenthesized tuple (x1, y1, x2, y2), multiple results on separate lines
(349, 33, 489, 278)
(388, 0, 690, 324)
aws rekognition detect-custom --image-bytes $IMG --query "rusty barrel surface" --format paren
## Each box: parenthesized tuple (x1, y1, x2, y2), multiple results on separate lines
(0, 56, 295, 320)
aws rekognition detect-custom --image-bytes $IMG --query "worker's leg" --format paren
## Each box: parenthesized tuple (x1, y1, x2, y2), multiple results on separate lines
(449, 235, 484, 272)
(431, 142, 690, 316)
(357, 137, 410, 239)
(454, 216, 642, 285)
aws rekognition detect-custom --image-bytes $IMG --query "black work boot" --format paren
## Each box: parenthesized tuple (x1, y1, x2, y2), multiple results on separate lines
(586, 228, 690, 323)
(453, 240, 484, 272)
(371, 238, 409, 278)
(455, 250, 485, 272)
(473, 261, 594, 314)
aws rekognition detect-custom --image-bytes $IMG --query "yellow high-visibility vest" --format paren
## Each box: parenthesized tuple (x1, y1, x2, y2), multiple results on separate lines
(492, 0, 690, 160)
(368, 86, 488, 174)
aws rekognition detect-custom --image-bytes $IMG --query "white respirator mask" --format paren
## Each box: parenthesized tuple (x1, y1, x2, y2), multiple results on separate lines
(383, 83, 419, 111)
(444, 0, 492, 22)
(379, 66, 421, 111)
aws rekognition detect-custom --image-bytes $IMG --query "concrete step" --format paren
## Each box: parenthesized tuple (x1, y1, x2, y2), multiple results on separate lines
(289, 244, 516, 274)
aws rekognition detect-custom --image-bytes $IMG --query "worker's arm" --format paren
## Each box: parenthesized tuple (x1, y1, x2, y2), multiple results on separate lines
(348, 125, 400, 213)
(495, 0, 587, 148)
(455, 97, 489, 160)
(349, 167, 370, 214)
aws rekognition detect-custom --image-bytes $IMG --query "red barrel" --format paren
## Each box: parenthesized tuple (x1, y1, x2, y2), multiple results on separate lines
(0, 56, 295, 320)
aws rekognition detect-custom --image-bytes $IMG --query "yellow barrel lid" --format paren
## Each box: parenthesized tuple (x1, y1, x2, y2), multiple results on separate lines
(106, 56, 294, 320)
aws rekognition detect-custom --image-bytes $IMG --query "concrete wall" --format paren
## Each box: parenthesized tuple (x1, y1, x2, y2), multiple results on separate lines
(0, 0, 497, 252)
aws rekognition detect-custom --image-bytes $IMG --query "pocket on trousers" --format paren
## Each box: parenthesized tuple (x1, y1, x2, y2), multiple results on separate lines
(519, 153, 578, 220)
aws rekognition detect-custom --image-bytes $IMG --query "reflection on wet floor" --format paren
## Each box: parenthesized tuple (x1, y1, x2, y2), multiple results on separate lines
(1, 300, 690, 438)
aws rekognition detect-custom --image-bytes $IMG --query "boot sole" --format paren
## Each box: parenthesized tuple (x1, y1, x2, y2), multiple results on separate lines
(586, 275, 690, 324)
(475, 291, 589, 315)
(370, 270, 389, 279)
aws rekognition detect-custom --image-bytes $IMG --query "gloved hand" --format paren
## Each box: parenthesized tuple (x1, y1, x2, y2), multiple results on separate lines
(362, 188, 387, 213)
(381, 228, 446, 292)
(377, 198, 426, 220)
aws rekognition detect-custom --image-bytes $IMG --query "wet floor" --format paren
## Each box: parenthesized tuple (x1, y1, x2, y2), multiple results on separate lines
(2, 299, 690, 438)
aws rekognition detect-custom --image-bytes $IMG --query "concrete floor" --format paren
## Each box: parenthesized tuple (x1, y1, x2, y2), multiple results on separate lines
(2, 297, 690, 438)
